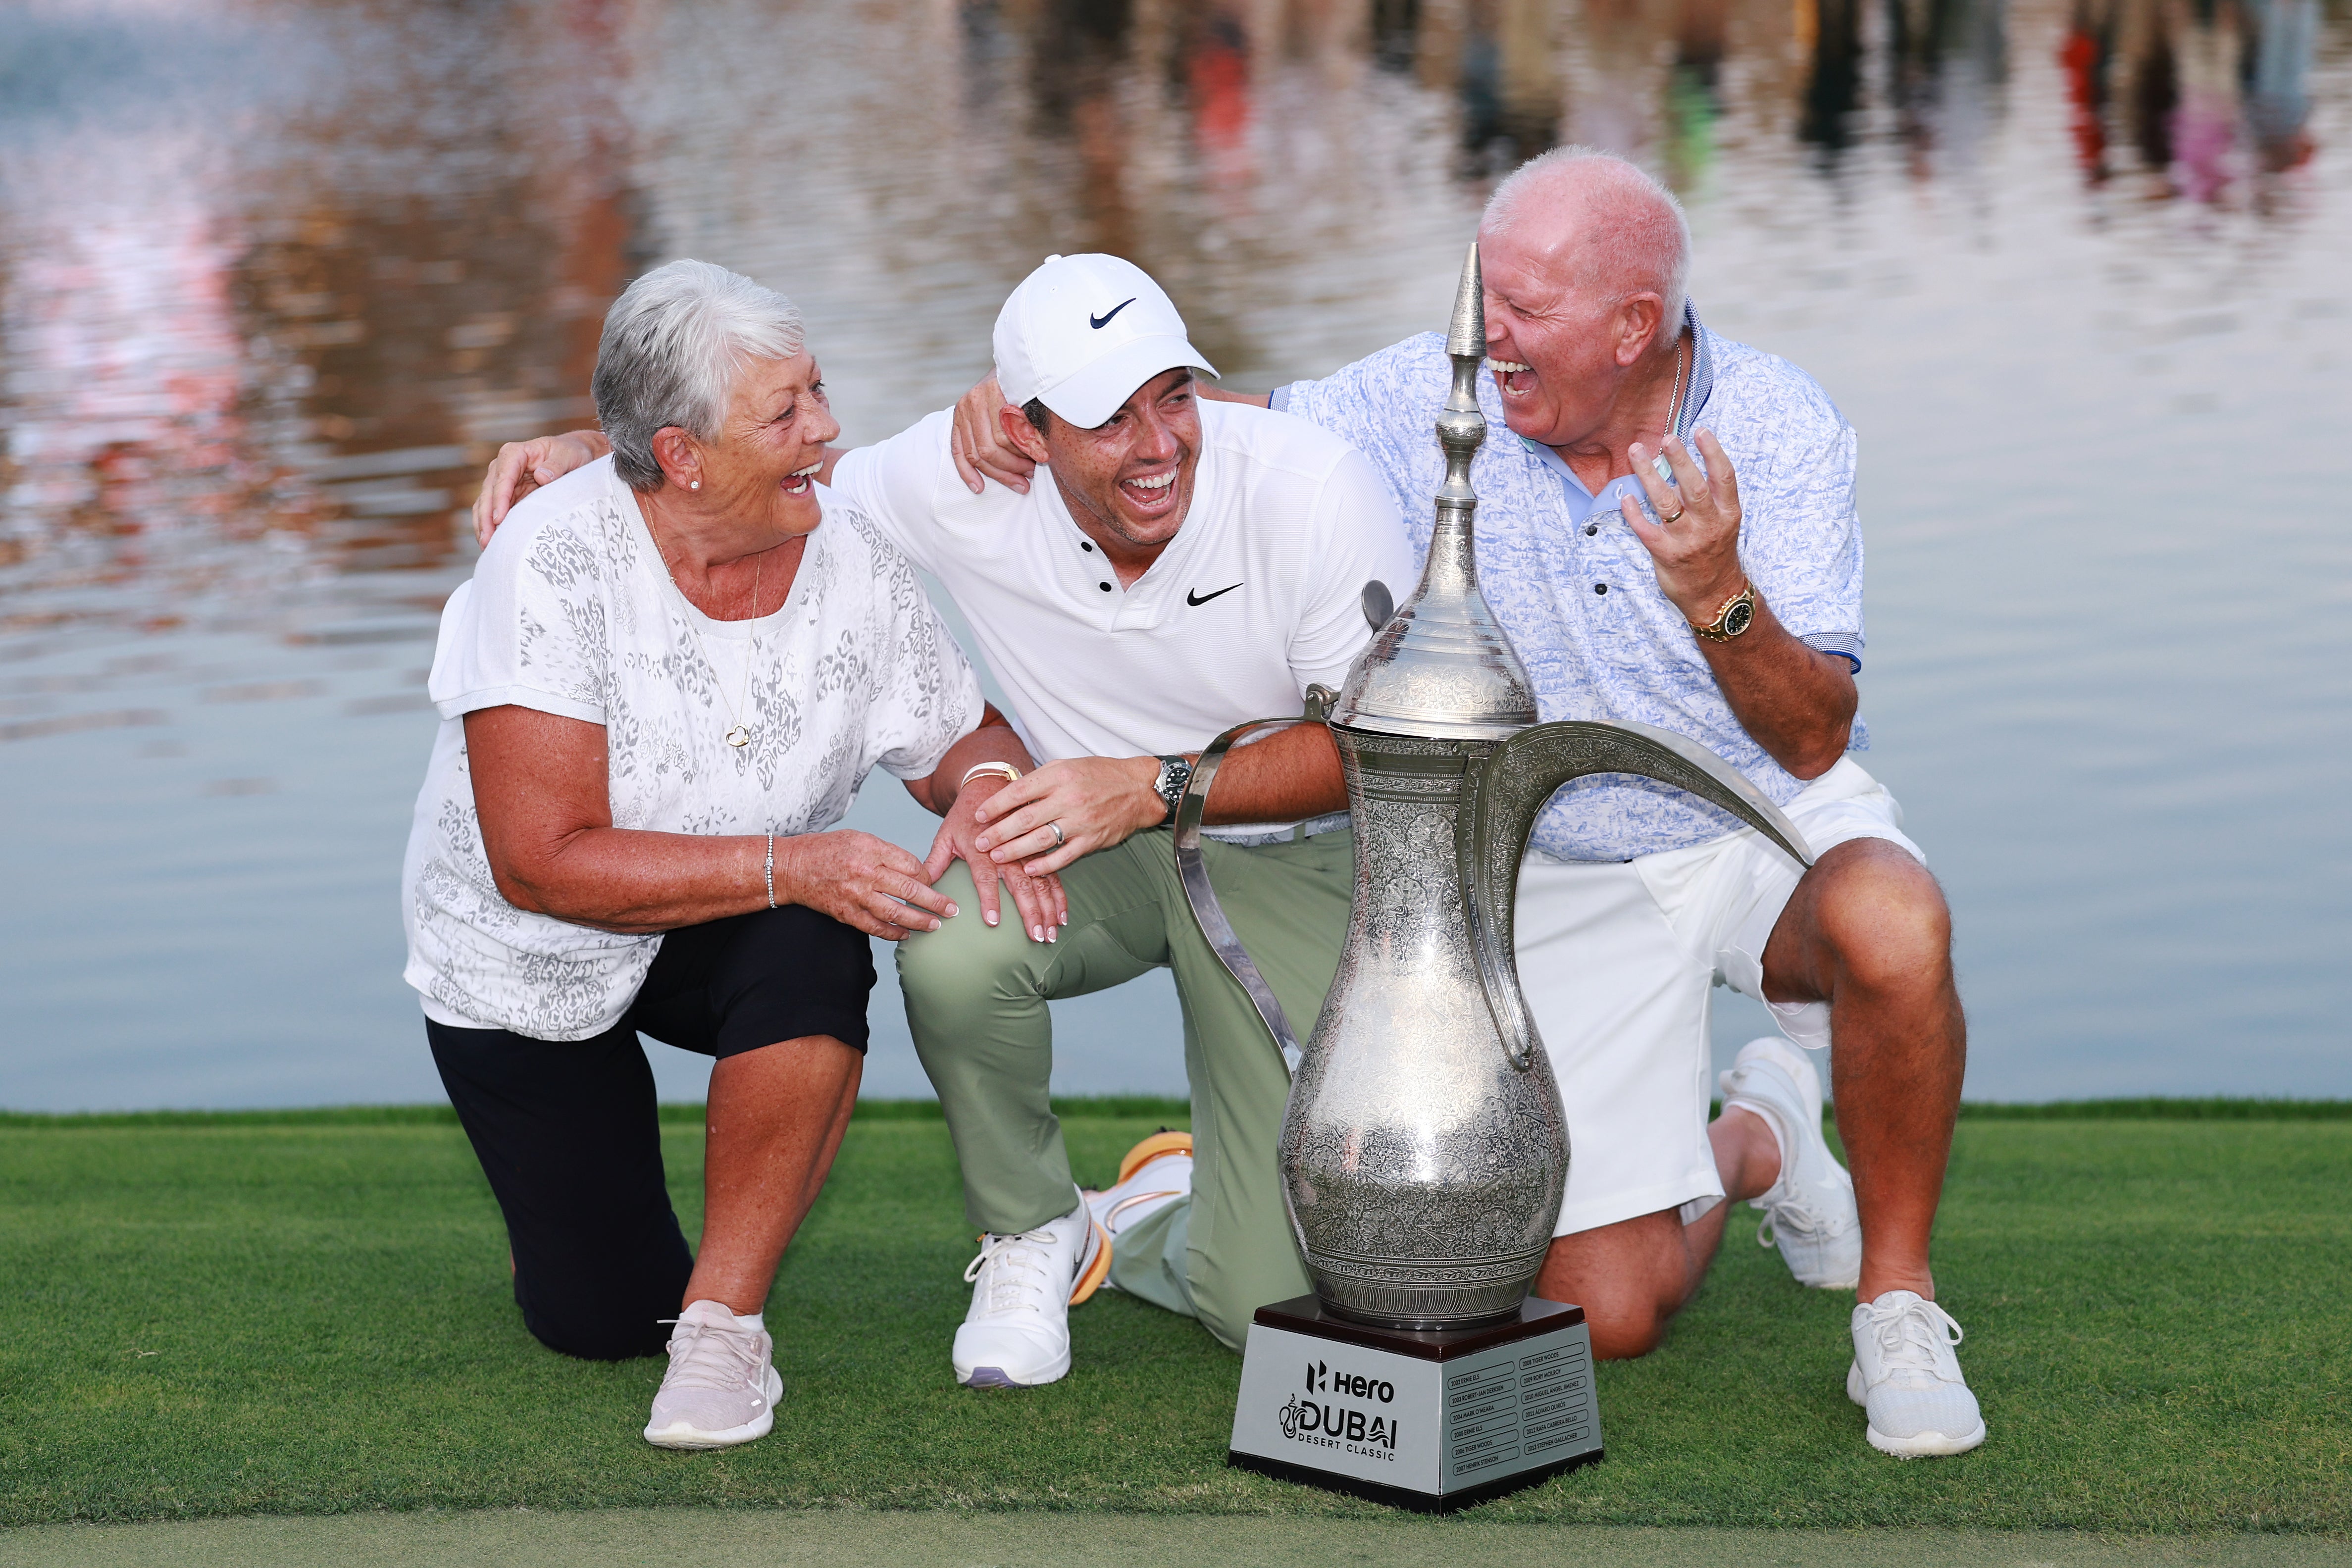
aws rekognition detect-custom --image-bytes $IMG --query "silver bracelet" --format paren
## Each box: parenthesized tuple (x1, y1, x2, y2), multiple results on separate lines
(764, 833, 776, 910)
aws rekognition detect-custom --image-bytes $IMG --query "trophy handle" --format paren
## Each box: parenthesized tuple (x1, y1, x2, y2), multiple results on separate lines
(1459, 719, 1817, 1072)
(1173, 684, 1338, 1079)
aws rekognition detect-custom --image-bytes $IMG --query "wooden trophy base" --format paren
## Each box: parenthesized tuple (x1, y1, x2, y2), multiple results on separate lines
(1226, 1294, 1603, 1513)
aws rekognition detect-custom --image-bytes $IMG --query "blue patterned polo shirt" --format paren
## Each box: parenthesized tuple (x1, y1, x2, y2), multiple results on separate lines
(1275, 304, 1869, 863)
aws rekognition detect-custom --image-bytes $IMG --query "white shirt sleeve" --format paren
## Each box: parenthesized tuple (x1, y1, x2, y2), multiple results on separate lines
(1289, 446, 1421, 693)
(1275, 335, 1450, 525)
(825, 409, 960, 575)
(845, 512, 987, 782)
(426, 513, 611, 726)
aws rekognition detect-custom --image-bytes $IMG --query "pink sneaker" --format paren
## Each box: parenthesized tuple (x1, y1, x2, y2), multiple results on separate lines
(642, 1299, 782, 1449)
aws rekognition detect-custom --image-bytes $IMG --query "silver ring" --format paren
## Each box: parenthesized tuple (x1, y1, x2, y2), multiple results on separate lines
(1047, 820, 1065, 848)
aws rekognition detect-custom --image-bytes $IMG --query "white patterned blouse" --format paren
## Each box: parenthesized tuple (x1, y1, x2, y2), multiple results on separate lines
(400, 456, 983, 1041)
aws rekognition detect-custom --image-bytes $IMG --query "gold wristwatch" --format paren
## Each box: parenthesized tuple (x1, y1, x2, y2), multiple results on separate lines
(1690, 581, 1757, 643)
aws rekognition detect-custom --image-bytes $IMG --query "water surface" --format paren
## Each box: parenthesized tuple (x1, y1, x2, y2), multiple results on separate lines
(1, 0, 2345, 1109)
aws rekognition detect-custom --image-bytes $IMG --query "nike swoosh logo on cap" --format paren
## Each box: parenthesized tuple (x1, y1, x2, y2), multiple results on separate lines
(1089, 298, 1137, 329)
(1187, 583, 1242, 607)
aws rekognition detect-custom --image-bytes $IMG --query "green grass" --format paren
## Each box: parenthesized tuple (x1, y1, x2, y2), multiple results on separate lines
(5, 1095, 2335, 1131)
(0, 1109, 2345, 1531)
(0, 1095, 1196, 1131)
(1953, 1099, 2352, 1121)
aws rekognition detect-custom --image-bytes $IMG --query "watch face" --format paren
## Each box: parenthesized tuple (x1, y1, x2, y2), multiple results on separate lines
(1723, 598, 1755, 637)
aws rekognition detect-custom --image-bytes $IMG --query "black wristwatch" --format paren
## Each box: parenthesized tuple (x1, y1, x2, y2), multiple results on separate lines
(1153, 755, 1194, 825)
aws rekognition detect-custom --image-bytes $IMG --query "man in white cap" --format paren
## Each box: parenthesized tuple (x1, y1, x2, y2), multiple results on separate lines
(946, 152, 1984, 1461)
(469, 253, 1416, 1388)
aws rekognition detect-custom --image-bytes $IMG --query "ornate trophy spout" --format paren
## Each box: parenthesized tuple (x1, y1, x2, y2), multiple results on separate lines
(1181, 244, 1813, 1336)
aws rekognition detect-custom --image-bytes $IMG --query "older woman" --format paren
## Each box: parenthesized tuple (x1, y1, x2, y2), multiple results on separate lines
(400, 259, 1046, 1450)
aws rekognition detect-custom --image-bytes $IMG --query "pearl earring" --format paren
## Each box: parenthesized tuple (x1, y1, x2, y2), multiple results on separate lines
(689, 480, 701, 490)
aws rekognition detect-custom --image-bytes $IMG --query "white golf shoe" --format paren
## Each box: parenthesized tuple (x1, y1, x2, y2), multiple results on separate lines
(952, 1190, 1110, 1389)
(1721, 1036, 1861, 1290)
(643, 1299, 782, 1450)
(1847, 1290, 1987, 1457)
(1083, 1131, 1193, 1291)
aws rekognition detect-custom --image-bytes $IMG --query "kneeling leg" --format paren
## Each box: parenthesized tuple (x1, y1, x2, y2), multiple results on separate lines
(1534, 1210, 1704, 1360)
(428, 1020, 691, 1361)
(688, 1034, 863, 1315)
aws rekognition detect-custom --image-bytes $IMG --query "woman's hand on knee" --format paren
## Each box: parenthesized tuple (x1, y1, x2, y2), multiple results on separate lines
(777, 830, 959, 939)
(920, 776, 1067, 942)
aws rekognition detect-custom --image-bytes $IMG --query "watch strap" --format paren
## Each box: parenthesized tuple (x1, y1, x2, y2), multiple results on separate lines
(1155, 755, 1193, 825)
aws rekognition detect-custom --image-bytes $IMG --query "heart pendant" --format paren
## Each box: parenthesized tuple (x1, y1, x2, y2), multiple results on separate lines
(724, 725, 752, 749)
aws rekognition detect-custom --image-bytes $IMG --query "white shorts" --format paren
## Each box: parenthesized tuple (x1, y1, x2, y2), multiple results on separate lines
(1513, 758, 1924, 1237)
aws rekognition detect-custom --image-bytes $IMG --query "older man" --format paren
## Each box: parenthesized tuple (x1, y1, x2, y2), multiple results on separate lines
(953, 151, 1981, 1459)
(472, 254, 1417, 1389)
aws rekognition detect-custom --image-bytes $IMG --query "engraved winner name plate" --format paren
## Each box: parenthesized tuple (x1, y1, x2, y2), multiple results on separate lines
(1227, 1295, 1603, 1512)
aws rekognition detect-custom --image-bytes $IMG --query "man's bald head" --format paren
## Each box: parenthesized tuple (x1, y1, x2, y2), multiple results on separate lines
(1472, 149, 1695, 451)
(1481, 148, 1691, 349)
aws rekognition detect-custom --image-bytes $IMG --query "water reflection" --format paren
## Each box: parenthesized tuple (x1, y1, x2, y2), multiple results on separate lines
(0, 0, 651, 621)
(2061, 0, 2320, 195)
(0, 0, 2344, 1108)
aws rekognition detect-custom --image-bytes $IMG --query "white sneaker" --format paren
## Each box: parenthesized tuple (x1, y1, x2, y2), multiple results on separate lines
(642, 1299, 782, 1450)
(951, 1190, 1110, 1389)
(1083, 1131, 1194, 1291)
(1721, 1036, 1861, 1290)
(1847, 1290, 1987, 1457)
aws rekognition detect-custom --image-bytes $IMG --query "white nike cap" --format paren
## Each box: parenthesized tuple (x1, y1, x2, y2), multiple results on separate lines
(993, 253, 1219, 430)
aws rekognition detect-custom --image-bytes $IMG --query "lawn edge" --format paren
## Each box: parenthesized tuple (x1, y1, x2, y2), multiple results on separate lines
(4, 1097, 2348, 1128)
(4, 1499, 2348, 1536)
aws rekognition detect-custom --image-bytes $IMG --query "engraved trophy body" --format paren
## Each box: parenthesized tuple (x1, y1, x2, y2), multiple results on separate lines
(1198, 246, 1813, 1509)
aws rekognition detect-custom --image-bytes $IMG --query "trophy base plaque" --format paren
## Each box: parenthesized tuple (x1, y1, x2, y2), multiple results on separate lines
(1227, 1294, 1603, 1513)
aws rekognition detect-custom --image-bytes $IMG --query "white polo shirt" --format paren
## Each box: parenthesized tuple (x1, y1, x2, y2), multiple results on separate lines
(829, 399, 1417, 836)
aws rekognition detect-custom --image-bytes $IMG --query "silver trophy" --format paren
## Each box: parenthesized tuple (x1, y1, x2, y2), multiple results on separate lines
(1189, 244, 1813, 1509)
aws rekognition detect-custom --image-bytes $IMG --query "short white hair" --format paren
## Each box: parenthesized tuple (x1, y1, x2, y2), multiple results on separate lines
(592, 259, 806, 492)
(1482, 148, 1691, 346)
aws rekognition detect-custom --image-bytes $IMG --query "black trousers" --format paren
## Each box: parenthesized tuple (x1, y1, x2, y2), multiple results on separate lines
(429, 904, 875, 1360)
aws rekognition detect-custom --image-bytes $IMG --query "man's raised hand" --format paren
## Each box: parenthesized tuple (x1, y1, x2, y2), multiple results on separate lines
(971, 756, 1165, 877)
(1621, 429, 1747, 623)
(949, 374, 1038, 496)
(920, 775, 1068, 943)
(471, 430, 609, 547)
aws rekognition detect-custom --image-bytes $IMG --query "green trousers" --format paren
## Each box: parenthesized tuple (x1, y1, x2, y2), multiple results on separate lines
(897, 827, 1354, 1352)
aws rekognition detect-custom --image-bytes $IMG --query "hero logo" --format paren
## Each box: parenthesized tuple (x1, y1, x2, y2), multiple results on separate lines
(1276, 1361, 1399, 1457)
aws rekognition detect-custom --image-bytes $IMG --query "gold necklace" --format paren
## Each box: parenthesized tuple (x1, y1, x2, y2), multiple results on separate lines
(1664, 333, 1689, 438)
(657, 523, 764, 750)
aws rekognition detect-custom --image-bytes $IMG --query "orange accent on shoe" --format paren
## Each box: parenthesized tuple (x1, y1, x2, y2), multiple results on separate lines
(1117, 1130, 1194, 1186)
(1069, 1214, 1113, 1306)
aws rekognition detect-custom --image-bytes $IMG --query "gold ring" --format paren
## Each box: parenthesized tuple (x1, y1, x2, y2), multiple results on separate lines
(1659, 505, 1686, 524)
